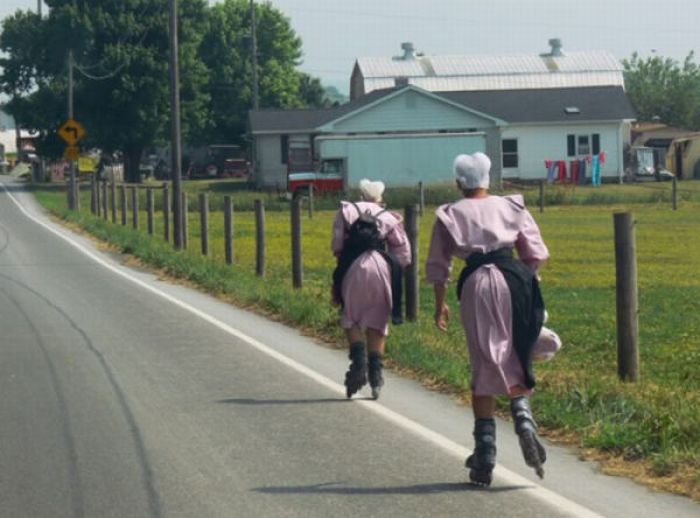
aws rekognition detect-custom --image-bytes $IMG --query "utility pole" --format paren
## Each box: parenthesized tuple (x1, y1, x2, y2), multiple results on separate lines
(68, 50, 77, 210)
(168, 0, 183, 249)
(35, 0, 44, 184)
(250, 0, 259, 185)
(250, 0, 259, 110)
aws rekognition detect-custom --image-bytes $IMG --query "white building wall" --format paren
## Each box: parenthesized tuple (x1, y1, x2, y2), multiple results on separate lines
(256, 134, 288, 188)
(500, 123, 625, 180)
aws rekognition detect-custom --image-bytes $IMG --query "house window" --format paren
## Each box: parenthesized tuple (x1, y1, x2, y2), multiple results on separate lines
(568, 133, 601, 157)
(502, 139, 519, 168)
(280, 135, 289, 164)
(578, 135, 590, 155)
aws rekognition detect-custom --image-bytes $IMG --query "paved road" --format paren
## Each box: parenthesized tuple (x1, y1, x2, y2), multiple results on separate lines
(0, 177, 697, 518)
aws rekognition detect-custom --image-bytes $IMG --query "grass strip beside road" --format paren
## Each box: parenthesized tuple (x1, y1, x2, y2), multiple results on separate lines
(34, 183, 700, 500)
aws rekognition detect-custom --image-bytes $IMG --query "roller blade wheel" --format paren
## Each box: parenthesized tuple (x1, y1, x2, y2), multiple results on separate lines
(368, 355, 384, 401)
(468, 468, 493, 487)
(466, 455, 493, 487)
(519, 430, 546, 479)
(344, 368, 367, 399)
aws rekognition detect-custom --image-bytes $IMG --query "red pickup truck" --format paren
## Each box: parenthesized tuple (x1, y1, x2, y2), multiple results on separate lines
(288, 159, 344, 198)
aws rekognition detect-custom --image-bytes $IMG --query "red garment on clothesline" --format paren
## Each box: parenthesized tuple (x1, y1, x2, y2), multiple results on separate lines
(569, 160, 580, 183)
(557, 160, 567, 181)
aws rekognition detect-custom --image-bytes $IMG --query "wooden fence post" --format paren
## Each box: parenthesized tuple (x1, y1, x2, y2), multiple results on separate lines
(291, 197, 302, 288)
(199, 193, 209, 256)
(110, 180, 117, 223)
(181, 192, 188, 250)
(90, 174, 97, 215)
(255, 199, 265, 277)
(146, 188, 154, 235)
(418, 181, 425, 217)
(672, 176, 678, 211)
(404, 204, 419, 322)
(539, 180, 545, 214)
(74, 180, 80, 214)
(307, 185, 314, 219)
(162, 183, 170, 243)
(131, 186, 139, 229)
(224, 195, 233, 264)
(101, 180, 108, 220)
(613, 212, 640, 382)
(96, 177, 102, 216)
(120, 184, 127, 226)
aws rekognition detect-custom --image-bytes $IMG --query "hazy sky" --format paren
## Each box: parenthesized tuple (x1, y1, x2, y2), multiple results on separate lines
(2, 0, 698, 93)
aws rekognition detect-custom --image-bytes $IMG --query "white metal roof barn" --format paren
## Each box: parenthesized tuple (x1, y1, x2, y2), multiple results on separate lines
(351, 39, 625, 99)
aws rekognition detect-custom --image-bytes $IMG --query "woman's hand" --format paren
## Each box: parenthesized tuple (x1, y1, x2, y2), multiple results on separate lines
(434, 303, 450, 331)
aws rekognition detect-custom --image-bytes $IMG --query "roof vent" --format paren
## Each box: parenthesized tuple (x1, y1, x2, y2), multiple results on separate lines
(564, 106, 580, 115)
(547, 38, 563, 57)
(394, 76, 410, 87)
(400, 42, 416, 60)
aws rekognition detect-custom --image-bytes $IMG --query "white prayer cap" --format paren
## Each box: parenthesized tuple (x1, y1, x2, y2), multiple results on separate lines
(453, 152, 491, 189)
(358, 178, 385, 202)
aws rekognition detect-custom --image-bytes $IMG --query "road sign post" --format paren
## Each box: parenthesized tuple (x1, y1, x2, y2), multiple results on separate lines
(58, 115, 87, 212)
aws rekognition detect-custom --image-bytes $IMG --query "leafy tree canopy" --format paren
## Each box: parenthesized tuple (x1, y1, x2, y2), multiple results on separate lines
(1, 0, 330, 180)
(199, 0, 329, 145)
(623, 52, 700, 130)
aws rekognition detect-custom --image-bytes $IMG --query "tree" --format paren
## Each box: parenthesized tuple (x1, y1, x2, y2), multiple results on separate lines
(59, 0, 210, 181)
(324, 85, 349, 106)
(0, 10, 56, 159)
(199, 0, 307, 144)
(298, 73, 331, 108)
(623, 52, 700, 130)
(1, 0, 330, 177)
(1, 1, 210, 182)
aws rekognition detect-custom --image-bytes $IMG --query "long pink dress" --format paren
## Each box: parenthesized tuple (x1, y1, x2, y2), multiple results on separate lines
(332, 201, 412, 336)
(425, 194, 551, 396)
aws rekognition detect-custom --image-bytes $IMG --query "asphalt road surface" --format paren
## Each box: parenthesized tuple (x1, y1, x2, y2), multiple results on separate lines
(0, 177, 698, 518)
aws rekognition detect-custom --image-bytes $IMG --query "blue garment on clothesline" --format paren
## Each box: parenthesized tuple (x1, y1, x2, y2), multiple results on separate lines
(591, 155, 601, 186)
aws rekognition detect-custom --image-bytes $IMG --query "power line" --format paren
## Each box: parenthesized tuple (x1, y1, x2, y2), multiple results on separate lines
(74, 61, 126, 81)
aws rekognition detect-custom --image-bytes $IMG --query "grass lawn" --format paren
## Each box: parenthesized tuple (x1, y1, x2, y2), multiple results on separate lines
(34, 179, 700, 499)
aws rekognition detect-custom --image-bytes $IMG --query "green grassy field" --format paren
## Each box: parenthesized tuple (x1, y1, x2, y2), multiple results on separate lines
(36, 179, 700, 498)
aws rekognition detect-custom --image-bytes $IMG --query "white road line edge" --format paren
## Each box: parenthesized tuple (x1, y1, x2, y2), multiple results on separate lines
(1, 182, 603, 518)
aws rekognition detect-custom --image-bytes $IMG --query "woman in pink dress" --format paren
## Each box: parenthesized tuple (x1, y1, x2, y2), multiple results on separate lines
(331, 179, 412, 399)
(426, 152, 560, 486)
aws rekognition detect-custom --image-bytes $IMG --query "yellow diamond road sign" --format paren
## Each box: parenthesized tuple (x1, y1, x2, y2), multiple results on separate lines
(64, 145, 80, 161)
(58, 119, 86, 146)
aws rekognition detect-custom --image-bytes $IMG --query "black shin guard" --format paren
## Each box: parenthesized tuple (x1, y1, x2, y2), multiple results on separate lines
(466, 418, 497, 487)
(510, 396, 546, 478)
(344, 342, 367, 398)
(367, 352, 384, 400)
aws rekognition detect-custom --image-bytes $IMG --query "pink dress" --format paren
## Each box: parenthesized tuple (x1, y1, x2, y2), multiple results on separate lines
(425, 194, 552, 396)
(332, 201, 412, 336)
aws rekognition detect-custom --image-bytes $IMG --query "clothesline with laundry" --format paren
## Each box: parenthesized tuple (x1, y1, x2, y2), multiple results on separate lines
(544, 152, 606, 185)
